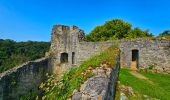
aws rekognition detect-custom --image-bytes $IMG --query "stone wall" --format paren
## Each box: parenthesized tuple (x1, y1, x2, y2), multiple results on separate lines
(0, 58, 51, 100)
(77, 41, 114, 65)
(77, 38, 170, 72)
(72, 55, 120, 100)
(50, 25, 170, 74)
(49, 25, 85, 75)
(119, 38, 170, 72)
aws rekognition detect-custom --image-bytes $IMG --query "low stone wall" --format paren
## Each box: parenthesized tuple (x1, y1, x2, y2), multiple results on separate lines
(77, 41, 116, 65)
(0, 57, 51, 100)
(72, 56, 120, 100)
(105, 58, 120, 100)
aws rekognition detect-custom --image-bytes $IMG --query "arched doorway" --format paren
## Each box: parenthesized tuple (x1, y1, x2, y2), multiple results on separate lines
(131, 49, 139, 69)
(60, 53, 68, 63)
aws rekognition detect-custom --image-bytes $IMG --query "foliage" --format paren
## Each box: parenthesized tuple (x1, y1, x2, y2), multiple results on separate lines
(117, 68, 170, 100)
(158, 30, 170, 37)
(126, 27, 153, 39)
(157, 30, 170, 39)
(0, 39, 50, 73)
(40, 45, 119, 100)
(148, 64, 156, 70)
(20, 89, 37, 100)
(86, 19, 153, 41)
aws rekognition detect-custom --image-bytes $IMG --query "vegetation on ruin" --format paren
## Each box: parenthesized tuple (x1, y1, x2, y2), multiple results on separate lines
(157, 30, 170, 39)
(158, 30, 170, 37)
(86, 19, 153, 41)
(116, 68, 170, 100)
(39, 45, 119, 100)
(0, 39, 50, 73)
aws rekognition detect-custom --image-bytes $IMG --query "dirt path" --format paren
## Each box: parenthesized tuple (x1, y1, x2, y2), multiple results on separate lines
(130, 70, 154, 84)
(130, 70, 148, 80)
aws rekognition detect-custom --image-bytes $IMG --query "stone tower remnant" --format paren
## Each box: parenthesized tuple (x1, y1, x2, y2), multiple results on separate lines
(49, 25, 85, 74)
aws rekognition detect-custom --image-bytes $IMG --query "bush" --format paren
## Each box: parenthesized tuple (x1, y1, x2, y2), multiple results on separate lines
(148, 64, 155, 70)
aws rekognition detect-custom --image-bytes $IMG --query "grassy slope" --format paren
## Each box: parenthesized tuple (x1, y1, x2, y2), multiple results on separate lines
(44, 45, 119, 100)
(118, 68, 170, 100)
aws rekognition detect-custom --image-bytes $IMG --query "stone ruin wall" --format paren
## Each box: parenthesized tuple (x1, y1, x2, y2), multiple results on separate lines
(49, 25, 116, 74)
(78, 39, 170, 72)
(50, 25, 170, 73)
(72, 54, 120, 100)
(0, 58, 51, 100)
(49, 25, 85, 75)
(120, 38, 170, 72)
(77, 41, 115, 65)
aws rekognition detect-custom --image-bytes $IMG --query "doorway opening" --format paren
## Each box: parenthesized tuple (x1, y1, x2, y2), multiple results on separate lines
(72, 52, 75, 64)
(60, 53, 68, 63)
(131, 50, 139, 69)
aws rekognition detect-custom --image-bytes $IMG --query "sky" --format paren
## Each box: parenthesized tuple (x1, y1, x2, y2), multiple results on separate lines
(0, 0, 170, 42)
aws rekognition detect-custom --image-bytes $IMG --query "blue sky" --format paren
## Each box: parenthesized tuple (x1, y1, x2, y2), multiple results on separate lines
(0, 0, 170, 41)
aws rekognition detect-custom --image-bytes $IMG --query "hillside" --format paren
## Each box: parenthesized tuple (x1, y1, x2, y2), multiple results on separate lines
(0, 39, 50, 73)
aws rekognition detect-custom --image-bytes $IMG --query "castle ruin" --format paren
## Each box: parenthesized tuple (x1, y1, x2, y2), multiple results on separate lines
(1, 24, 170, 99)
(49, 25, 170, 73)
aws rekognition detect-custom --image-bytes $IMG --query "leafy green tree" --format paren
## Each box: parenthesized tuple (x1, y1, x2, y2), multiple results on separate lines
(126, 27, 153, 39)
(86, 19, 153, 41)
(86, 19, 132, 41)
(86, 26, 105, 41)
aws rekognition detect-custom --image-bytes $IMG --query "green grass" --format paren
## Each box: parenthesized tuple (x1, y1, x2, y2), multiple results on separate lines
(139, 71, 170, 97)
(118, 68, 170, 100)
(42, 45, 119, 100)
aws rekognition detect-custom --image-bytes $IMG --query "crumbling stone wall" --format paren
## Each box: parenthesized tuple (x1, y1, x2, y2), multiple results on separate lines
(77, 41, 114, 65)
(119, 38, 170, 72)
(72, 55, 120, 100)
(49, 25, 85, 75)
(0, 58, 51, 100)
(50, 25, 170, 73)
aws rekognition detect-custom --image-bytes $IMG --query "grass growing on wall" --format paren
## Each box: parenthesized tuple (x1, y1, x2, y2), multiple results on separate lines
(40, 45, 119, 100)
(117, 68, 170, 100)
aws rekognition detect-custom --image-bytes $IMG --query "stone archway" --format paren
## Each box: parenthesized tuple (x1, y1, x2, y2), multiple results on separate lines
(131, 49, 139, 69)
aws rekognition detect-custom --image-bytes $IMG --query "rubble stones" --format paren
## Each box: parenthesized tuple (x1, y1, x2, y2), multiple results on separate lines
(72, 61, 120, 100)
(119, 85, 135, 96)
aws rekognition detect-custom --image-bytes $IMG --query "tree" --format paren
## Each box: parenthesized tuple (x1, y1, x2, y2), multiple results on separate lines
(86, 19, 153, 41)
(86, 19, 132, 41)
(86, 26, 104, 41)
(0, 39, 50, 73)
(158, 30, 170, 37)
(126, 27, 153, 39)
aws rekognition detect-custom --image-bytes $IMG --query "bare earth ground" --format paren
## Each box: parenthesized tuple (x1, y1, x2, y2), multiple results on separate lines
(130, 70, 148, 80)
(130, 70, 153, 84)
